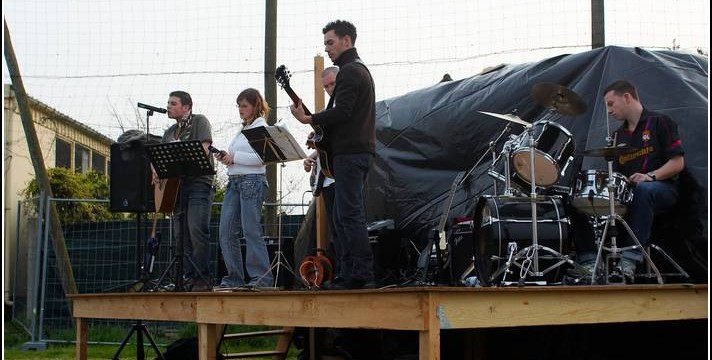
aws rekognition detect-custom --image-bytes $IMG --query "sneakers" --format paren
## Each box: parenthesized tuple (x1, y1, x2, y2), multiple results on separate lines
(620, 258, 637, 283)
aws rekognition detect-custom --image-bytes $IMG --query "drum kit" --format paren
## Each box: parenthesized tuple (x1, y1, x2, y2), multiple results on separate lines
(470, 82, 663, 286)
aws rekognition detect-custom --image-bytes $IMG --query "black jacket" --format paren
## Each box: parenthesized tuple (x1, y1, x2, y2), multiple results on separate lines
(311, 48, 376, 156)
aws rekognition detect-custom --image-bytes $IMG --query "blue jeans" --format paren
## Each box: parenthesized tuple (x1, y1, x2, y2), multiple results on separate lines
(218, 174, 273, 287)
(174, 181, 214, 281)
(622, 180, 678, 262)
(332, 153, 374, 282)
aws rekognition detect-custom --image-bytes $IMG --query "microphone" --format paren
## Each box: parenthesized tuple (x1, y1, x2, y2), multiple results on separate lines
(137, 102, 167, 114)
(208, 145, 227, 157)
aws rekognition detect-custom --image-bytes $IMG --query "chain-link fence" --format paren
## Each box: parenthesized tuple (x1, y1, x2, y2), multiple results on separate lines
(12, 197, 307, 343)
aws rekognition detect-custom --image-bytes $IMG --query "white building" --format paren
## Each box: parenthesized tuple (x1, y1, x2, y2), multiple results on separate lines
(3, 84, 113, 304)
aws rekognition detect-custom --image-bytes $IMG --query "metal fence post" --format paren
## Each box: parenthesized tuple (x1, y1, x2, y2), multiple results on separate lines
(21, 191, 48, 350)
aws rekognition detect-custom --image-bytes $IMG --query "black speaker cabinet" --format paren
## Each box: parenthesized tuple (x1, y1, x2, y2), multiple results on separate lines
(109, 142, 155, 212)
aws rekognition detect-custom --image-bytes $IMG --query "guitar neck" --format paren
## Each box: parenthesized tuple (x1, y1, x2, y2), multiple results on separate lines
(284, 87, 312, 116)
(150, 212, 158, 237)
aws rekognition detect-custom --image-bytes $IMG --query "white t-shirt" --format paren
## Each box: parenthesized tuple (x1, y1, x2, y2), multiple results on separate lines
(225, 117, 267, 176)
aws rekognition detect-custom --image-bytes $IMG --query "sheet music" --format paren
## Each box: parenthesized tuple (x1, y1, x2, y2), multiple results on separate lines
(242, 123, 308, 164)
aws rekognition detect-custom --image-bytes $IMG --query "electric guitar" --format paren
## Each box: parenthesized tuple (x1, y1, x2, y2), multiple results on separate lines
(275, 65, 333, 177)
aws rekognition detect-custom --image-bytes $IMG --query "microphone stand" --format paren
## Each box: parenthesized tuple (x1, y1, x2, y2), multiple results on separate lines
(144, 109, 154, 143)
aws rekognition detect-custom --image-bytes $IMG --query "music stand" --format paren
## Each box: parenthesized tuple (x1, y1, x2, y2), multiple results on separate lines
(242, 124, 307, 163)
(243, 124, 307, 288)
(146, 140, 216, 179)
(145, 140, 216, 291)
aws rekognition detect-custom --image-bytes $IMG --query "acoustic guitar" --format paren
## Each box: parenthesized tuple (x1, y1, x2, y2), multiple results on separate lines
(154, 178, 179, 213)
(275, 64, 333, 177)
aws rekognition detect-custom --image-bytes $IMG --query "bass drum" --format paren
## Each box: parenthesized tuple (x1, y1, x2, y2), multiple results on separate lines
(473, 195, 569, 286)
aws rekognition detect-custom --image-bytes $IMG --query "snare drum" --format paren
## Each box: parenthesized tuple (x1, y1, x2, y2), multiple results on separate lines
(570, 170, 633, 216)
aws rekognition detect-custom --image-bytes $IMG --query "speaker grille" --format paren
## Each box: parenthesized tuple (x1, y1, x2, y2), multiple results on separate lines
(109, 142, 155, 212)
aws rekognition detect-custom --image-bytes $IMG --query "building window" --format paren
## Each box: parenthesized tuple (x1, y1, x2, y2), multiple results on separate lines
(75, 144, 90, 173)
(55, 138, 71, 169)
(92, 152, 106, 174)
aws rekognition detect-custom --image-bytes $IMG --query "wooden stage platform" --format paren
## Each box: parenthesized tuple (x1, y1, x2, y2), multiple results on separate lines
(71, 284, 708, 360)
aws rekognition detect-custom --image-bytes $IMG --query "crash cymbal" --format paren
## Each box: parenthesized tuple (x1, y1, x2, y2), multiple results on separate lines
(532, 83, 587, 116)
(478, 111, 530, 127)
(582, 145, 637, 158)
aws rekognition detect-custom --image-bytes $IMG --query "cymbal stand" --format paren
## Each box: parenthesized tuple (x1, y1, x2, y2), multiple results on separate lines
(501, 136, 516, 197)
(590, 154, 663, 284)
(506, 124, 574, 286)
(490, 123, 515, 196)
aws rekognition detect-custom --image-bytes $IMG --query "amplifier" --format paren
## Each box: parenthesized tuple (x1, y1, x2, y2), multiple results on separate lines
(446, 221, 474, 285)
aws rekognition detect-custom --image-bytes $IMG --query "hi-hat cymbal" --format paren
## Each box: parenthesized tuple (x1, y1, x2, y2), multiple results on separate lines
(478, 111, 530, 127)
(532, 83, 587, 116)
(582, 145, 637, 158)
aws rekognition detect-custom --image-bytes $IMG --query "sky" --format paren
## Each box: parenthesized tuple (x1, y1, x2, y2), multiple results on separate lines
(3, 0, 709, 211)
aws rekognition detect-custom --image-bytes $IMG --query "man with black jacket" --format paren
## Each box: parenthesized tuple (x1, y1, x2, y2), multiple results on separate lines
(291, 20, 377, 290)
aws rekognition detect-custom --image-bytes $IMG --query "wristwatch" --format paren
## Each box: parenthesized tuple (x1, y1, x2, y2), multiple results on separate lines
(647, 172, 657, 181)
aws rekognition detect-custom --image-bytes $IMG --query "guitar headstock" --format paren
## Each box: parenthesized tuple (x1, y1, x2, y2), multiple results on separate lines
(275, 65, 291, 89)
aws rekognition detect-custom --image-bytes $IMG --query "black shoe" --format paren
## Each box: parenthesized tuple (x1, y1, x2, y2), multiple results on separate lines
(325, 278, 378, 290)
(322, 277, 349, 290)
(191, 279, 212, 292)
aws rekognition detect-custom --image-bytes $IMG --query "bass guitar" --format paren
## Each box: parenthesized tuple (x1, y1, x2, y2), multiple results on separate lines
(275, 64, 333, 177)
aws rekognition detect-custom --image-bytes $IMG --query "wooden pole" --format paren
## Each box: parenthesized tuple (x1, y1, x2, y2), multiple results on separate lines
(264, 0, 278, 237)
(314, 56, 325, 112)
(312, 56, 329, 250)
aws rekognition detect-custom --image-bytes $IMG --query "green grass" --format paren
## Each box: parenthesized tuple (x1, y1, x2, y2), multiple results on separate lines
(4, 320, 300, 359)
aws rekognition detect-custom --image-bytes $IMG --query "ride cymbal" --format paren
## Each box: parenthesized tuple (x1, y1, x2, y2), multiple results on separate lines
(532, 83, 587, 116)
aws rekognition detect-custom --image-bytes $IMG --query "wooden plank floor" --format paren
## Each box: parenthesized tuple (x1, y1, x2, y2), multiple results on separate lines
(71, 284, 708, 360)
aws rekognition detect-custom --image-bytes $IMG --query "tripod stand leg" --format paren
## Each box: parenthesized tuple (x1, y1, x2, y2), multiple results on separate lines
(113, 326, 137, 359)
(152, 256, 179, 291)
(649, 244, 690, 279)
(152, 249, 213, 291)
(592, 218, 611, 285)
(615, 215, 663, 284)
(142, 325, 166, 360)
(113, 320, 166, 360)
